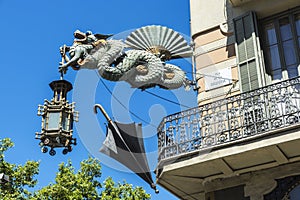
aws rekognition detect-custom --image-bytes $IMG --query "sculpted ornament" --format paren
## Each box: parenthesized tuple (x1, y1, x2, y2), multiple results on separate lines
(59, 25, 193, 90)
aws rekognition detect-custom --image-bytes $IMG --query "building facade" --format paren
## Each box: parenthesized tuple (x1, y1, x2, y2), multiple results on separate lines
(156, 1, 300, 199)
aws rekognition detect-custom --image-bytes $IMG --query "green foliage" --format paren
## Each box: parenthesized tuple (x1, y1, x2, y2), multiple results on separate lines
(100, 177, 151, 200)
(33, 158, 150, 200)
(33, 158, 102, 200)
(0, 138, 40, 200)
(0, 138, 151, 200)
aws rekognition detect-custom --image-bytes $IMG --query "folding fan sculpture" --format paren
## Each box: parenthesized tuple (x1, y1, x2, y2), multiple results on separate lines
(94, 104, 159, 193)
(59, 25, 193, 90)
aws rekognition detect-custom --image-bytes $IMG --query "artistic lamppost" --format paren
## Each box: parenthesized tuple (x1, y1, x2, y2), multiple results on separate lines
(0, 173, 9, 184)
(34, 26, 191, 191)
(35, 79, 79, 156)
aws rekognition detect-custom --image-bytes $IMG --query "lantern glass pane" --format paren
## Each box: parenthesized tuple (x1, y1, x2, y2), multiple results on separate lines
(48, 112, 60, 130)
(69, 117, 73, 130)
(42, 116, 47, 129)
(62, 112, 69, 131)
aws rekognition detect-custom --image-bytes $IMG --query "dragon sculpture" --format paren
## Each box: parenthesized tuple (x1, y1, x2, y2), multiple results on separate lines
(59, 25, 193, 90)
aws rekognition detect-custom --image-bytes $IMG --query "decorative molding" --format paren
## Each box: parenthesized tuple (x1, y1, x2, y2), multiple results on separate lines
(194, 35, 235, 57)
(219, 21, 234, 36)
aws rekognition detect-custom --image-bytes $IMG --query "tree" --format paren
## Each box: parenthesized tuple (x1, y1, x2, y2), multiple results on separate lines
(33, 158, 151, 200)
(33, 158, 101, 200)
(0, 138, 40, 200)
(0, 138, 151, 200)
(100, 177, 151, 200)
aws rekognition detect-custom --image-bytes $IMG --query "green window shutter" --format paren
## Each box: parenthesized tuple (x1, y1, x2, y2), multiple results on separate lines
(234, 11, 262, 92)
(240, 63, 250, 91)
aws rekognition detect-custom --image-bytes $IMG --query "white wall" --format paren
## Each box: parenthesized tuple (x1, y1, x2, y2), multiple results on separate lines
(190, 0, 300, 36)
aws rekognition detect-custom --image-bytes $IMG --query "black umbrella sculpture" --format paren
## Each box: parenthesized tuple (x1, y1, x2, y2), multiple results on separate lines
(94, 104, 159, 193)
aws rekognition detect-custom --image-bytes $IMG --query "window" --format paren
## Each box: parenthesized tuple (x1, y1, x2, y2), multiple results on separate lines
(261, 8, 300, 82)
(264, 175, 300, 200)
(289, 185, 300, 200)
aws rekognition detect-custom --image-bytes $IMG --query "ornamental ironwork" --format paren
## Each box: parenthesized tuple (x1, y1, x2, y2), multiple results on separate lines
(157, 76, 300, 162)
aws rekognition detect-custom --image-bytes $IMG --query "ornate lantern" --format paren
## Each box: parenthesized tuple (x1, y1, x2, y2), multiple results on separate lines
(35, 79, 79, 156)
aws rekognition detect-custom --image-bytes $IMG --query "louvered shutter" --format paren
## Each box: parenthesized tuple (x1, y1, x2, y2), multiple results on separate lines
(234, 11, 262, 92)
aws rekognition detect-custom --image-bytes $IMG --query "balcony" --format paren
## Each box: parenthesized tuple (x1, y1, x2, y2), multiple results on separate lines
(156, 77, 300, 199)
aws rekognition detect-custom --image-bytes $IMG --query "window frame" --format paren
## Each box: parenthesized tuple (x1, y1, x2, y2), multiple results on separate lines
(259, 6, 300, 84)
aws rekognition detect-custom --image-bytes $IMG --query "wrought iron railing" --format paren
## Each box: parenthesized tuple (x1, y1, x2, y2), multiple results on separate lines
(157, 77, 300, 162)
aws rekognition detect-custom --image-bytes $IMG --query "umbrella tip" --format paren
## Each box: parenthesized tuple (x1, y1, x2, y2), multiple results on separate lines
(151, 183, 159, 194)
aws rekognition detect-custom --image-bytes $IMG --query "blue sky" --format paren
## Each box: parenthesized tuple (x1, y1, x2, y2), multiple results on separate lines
(0, 1, 197, 199)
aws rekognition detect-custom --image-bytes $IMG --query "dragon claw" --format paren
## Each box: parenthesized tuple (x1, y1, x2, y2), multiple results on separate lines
(59, 65, 68, 73)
